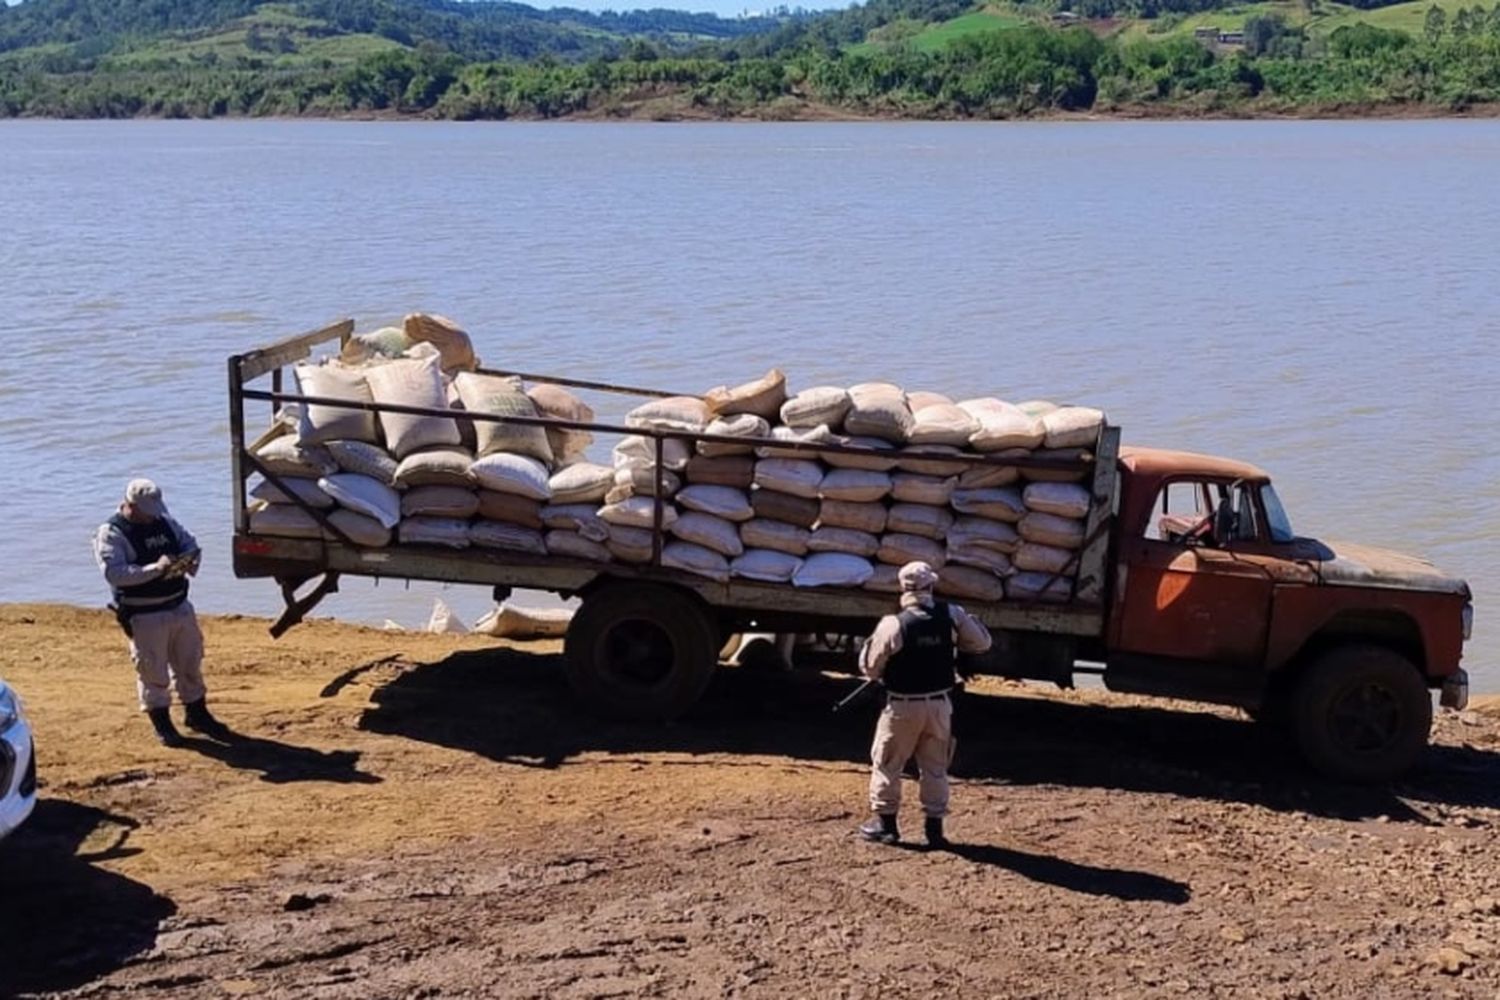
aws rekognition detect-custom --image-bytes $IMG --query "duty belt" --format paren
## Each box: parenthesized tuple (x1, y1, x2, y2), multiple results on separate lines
(887, 689, 951, 701)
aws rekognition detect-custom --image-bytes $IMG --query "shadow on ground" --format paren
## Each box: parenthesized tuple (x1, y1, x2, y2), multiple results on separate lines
(0, 800, 175, 995)
(357, 648, 1500, 824)
(179, 726, 381, 785)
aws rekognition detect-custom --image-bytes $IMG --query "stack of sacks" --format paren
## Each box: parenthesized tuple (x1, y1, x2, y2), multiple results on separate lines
(1008, 481, 1092, 603)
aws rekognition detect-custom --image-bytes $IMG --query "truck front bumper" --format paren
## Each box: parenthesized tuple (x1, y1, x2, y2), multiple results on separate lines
(1440, 668, 1470, 711)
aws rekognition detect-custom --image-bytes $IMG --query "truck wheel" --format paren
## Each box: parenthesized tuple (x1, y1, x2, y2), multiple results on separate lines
(1293, 644, 1431, 784)
(564, 583, 718, 721)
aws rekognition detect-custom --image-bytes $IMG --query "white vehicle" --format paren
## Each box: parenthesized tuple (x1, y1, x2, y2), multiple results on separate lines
(0, 679, 36, 841)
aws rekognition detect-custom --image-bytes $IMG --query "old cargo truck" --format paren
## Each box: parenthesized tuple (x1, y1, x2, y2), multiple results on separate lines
(229, 321, 1474, 783)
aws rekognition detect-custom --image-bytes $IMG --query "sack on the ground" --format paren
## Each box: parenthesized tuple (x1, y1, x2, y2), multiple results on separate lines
(1024, 482, 1091, 519)
(781, 386, 851, 429)
(750, 489, 820, 528)
(818, 468, 892, 503)
(951, 487, 1026, 522)
(677, 485, 754, 522)
(792, 552, 875, 588)
(395, 447, 476, 489)
(426, 598, 470, 634)
(886, 503, 954, 540)
(401, 485, 479, 519)
(698, 414, 770, 458)
(454, 372, 553, 465)
(364, 353, 461, 459)
(889, 473, 957, 506)
(704, 369, 786, 422)
(476, 490, 544, 529)
(731, 549, 803, 583)
(876, 533, 946, 568)
(473, 603, 574, 639)
(318, 473, 402, 529)
(467, 519, 545, 554)
(754, 458, 824, 499)
(843, 382, 914, 444)
(684, 454, 755, 489)
(662, 541, 730, 582)
(545, 529, 612, 562)
(325, 439, 398, 486)
(1019, 512, 1086, 549)
(403, 313, 477, 373)
(807, 526, 880, 558)
(469, 453, 552, 501)
(1041, 406, 1105, 450)
(816, 499, 887, 534)
(549, 462, 613, 505)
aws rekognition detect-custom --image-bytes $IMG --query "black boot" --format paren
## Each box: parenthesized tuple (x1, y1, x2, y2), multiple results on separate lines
(147, 707, 184, 748)
(183, 698, 228, 738)
(858, 813, 900, 845)
(924, 816, 949, 849)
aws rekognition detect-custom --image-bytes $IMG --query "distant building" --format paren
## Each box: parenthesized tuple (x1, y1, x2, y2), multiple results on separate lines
(1193, 26, 1221, 39)
(1052, 10, 1081, 24)
(1217, 31, 1245, 45)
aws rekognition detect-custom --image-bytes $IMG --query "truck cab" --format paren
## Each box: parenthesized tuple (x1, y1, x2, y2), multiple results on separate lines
(1104, 447, 1473, 782)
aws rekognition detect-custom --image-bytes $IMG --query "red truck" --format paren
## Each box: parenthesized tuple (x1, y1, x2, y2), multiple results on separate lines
(229, 321, 1474, 783)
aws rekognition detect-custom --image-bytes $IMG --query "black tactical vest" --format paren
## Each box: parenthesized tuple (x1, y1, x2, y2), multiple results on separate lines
(109, 513, 189, 609)
(883, 602, 956, 694)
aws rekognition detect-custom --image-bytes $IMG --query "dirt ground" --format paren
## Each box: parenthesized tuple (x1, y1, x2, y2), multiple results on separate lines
(2, 603, 1499, 999)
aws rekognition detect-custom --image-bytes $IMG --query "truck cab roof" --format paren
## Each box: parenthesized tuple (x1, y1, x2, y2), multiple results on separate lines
(1118, 446, 1270, 485)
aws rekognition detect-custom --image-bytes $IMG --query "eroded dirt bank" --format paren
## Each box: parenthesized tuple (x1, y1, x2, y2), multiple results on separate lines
(1, 603, 1498, 998)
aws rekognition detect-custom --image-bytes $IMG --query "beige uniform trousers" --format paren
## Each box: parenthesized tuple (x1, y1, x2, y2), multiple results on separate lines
(128, 600, 206, 710)
(868, 694, 953, 818)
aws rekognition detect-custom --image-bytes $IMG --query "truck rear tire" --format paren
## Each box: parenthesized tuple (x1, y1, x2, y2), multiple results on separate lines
(564, 583, 718, 721)
(1293, 644, 1431, 784)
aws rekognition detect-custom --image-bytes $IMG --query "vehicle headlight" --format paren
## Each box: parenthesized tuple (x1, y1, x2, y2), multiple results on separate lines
(1462, 604, 1473, 643)
(0, 686, 17, 736)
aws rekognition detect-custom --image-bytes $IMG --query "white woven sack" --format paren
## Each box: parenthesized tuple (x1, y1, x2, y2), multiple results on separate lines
(669, 512, 744, 557)
(364, 354, 462, 459)
(662, 541, 730, 582)
(325, 439, 397, 485)
(294, 363, 379, 446)
(756, 424, 839, 461)
(960, 398, 1045, 452)
(599, 496, 678, 530)
(739, 518, 811, 556)
(469, 453, 552, 501)
(327, 508, 391, 547)
(792, 552, 875, 589)
(781, 386, 851, 429)
(936, 565, 1006, 603)
(545, 529, 612, 562)
(400, 485, 479, 519)
(399, 516, 471, 549)
(909, 403, 979, 447)
(731, 549, 802, 583)
(1018, 400, 1059, 418)
(844, 383, 913, 444)
(615, 435, 691, 472)
(453, 372, 553, 465)
(896, 445, 969, 477)
(258, 434, 337, 478)
(823, 435, 899, 472)
(890, 473, 956, 506)
(704, 369, 787, 422)
(807, 526, 879, 558)
(1024, 482, 1091, 519)
(248, 503, 322, 539)
(863, 564, 903, 594)
(539, 504, 610, 541)
(1042, 406, 1105, 449)
(677, 485, 754, 523)
(395, 447, 474, 489)
(958, 463, 1021, 490)
(607, 524, 655, 563)
(318, 473, 402, 529)
(1013, 541, 1076, 574)
(949, 516, 1021, 554)
(1007, 571, 1073, 603)
(549, 463, 613, 505)
(952, 487, 1026, 522)
(876, 533, 947, 568)
(818, 468, 891, 503)
(754, 459, 824, 499)
(611, 465, 681, 498)
(1019, 512, 1086, 549)
(699, 414, 770, 458)
(626, 396, 709, 432)
(817, 499, 887, 534)
(947, 544, 1013, 575)
(907, 390, 952, 411)
(886, 503, 954, 541)
(468, 519, 545, 554)
(250, 477, 336, 510)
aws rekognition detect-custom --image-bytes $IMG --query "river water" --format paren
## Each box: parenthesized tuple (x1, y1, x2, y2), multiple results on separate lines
(0, 119, 1494, 685)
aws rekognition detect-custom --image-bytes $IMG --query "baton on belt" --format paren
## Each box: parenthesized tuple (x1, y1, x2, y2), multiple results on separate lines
(833, 677, 878, 712)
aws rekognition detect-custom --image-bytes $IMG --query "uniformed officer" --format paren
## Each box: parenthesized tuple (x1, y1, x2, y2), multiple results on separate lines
(858, 561, 992, 847)
(93, 479, 225, 746)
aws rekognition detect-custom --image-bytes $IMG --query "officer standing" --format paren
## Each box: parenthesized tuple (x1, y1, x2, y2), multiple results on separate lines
(93, 479, 225, 746)
(858, 561, 992, 848)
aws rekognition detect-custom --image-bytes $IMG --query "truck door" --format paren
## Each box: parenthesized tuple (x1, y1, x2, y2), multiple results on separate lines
(1114, 478, 1275, 667)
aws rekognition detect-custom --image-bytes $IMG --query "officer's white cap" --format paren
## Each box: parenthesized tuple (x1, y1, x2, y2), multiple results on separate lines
(898, 561, 938, 593)
(124, 479, 167, 518)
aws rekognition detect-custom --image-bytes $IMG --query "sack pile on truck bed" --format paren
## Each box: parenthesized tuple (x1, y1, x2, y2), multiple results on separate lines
(245, 315, 1105, 604)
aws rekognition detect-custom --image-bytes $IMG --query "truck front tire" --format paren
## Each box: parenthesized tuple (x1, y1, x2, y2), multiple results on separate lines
(1293, 644, 1432, 784)
(564, 583, 718, 721)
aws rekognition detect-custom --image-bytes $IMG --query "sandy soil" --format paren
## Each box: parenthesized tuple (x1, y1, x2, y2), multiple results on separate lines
(2, 602, 1498, 998)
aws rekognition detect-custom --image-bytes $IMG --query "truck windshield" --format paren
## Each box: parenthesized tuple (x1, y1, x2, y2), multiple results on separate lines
(1261, 484, 1296, 542)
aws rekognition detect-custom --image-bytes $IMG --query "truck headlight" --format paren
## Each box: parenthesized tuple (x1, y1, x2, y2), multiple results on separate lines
(0, 686, 18, 736)
(1462, 604, 1473, 642)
